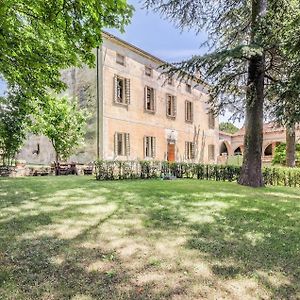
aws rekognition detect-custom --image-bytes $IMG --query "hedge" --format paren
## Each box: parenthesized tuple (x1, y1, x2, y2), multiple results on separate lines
(95, 160, 300, 187)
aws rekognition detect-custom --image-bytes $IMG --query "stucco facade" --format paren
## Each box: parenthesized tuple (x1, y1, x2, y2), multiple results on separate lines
(18, 32, 219, 165)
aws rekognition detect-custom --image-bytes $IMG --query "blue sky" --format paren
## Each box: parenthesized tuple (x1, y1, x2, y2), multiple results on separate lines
(108, 0, 207, 62)
(108, 0, 243, 126)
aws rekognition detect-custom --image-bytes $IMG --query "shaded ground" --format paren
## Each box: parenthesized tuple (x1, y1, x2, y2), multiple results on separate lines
(0, 176, 299, 299)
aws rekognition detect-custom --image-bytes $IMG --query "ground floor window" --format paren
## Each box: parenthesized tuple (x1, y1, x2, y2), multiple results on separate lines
(144, 136, 156, 158)
(208, 144, 215, 160)
(114, 132, 130, 156)
(185, 141, 195, 160)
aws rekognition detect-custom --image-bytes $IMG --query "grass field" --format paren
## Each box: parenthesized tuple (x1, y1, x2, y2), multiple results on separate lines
(0, 176, 299, 299)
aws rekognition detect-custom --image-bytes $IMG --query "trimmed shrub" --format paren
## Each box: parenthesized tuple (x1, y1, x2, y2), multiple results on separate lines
(94, 161, 300, 187)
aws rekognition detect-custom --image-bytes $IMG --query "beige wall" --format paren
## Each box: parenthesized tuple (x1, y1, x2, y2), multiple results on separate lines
(101, 36, 219, 163)
(18, 34, 219, 164)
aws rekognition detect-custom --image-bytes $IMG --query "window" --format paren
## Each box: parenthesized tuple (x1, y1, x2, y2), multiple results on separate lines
(166, 94, 176, 118)
(145, 66, 152, 77)
(114, 75, 130, 105)
(208, 110, 215, 129)
(185, 142, 195, 160)
(144, 136, 156, 158)
(185, 100, 193, 122)
(116, 53, 125, 66)
(144, 86, 155, 113)
(208, 144, 215, 161)
(114, 132, 130, 156)
(186, 83, 192, 93)
(167, 77, 174, 86)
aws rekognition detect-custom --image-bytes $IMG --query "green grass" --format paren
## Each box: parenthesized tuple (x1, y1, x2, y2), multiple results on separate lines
(0, 176, 299, 299)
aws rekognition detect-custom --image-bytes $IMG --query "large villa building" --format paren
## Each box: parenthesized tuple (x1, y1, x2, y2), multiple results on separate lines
(17, 33, 299, 166)
(18, 32, 219, 164)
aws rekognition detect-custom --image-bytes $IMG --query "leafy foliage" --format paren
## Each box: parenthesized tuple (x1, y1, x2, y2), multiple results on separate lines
(33, 96, 87, 161)
(219, 122, 239, 134)
(0, 0, 133, 98)
(0, 92, 29, 165)
(94, 160, 300, 187)
(272, 143, 300, 166)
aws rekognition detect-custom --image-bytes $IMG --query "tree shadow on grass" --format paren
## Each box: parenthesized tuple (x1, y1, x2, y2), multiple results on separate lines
(0, 216, 188, 300)
(186, 197, 300, 299)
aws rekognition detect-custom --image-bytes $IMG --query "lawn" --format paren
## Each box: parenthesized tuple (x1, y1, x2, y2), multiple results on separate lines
(0, 177, 299, 300)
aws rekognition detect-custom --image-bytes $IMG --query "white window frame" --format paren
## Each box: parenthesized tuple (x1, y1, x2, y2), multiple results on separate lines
(185, 100, 193, 123)
(144, 136, 156, 158)
(144, 86, 156, 113)
(115, 132, 130, 156)
(166, 94, 176, 119)
(185, 141, 195, 160)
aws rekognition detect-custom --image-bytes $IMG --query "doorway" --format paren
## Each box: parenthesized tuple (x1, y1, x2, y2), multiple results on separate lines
(167, 142, 175, 162)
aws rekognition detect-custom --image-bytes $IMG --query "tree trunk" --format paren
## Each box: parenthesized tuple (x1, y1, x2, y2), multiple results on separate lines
(238, 0, 267, 187)
(55, 152, 60, 176)
(286, 124, 296, 167)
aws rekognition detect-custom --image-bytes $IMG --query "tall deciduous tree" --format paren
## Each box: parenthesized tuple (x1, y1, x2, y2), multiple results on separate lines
(0, 0, 133, 97)
(145, 0, 300, 187)
(33, 96, 87, 167)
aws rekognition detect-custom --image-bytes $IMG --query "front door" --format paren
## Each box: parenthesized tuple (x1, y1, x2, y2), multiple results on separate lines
(167, 143, 175, 162)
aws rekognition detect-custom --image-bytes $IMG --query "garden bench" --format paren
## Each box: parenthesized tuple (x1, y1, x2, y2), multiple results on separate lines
(83, 165, 94, 175)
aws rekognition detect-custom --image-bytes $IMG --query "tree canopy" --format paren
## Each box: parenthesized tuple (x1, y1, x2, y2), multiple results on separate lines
(144, 0, 300, 187)
(33, 96, 87, 162)
(0, 0, 133, 97)
(219, 122, 239, 134)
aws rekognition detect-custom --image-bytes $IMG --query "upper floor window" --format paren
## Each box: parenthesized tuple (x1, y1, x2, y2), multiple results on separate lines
(166, 94, 176, 119)
(208, 110, 215, 129)
(185, 100, 193, 123)
(186, 83, 192, 93)
(144, 136, 156, 158)
(208, 144, 215, 161)
(114, 132, 130, 156)
(185, 142, 195, 160)
(167, 76, 174, 86)
(144, 86, 156, 113)
(114, 75, 130, 105)
(145, 66, 153, 77)
(116, 53, 125, 66)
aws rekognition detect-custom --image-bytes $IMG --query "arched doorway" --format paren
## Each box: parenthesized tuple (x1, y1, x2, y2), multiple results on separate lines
(264, 142, 282, 157)
(264, 144, 273, 156)
(234, 146, 243, 155)
(220, 142, 229, 156)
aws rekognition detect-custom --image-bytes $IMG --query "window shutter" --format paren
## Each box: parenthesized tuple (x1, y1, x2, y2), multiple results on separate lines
(114, 133, 118, 155)
(144, 86, 147, 110)
(143, 136, 147, 158)
(191, 142, 195, 159)
(185, 101, 188, 121)
(166, 95, 169, 117)
(153, 89, 156, 112)
(152, 137, 156, 158)
(185, 142, 188, 160)
(114, 75, 118, 103)
(125, 78, 130, 104)
(191, 102, 194, 122)
(173, 97, 177, 117)
(125, 133, 130, 156)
